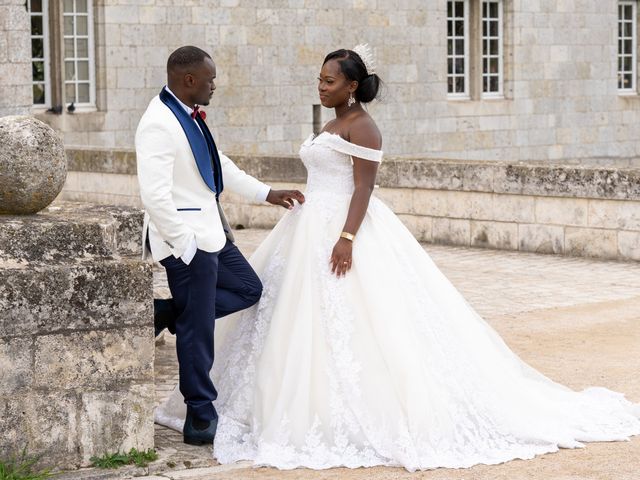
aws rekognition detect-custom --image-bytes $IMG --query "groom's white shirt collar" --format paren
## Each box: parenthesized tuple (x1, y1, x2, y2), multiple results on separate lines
(164, 85, 204, 136)
(164, 85, 195, 116)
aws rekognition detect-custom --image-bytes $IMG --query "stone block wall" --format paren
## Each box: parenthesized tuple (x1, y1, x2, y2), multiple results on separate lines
(0, 203, 154, 470)
(0, 0, 32, 116)
(377, 188, 640, 261)
(8, 1, 636, 163)
(60, 148, 640, 262)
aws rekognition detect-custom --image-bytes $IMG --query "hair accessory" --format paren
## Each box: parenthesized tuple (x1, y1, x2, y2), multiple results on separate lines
(352, 43, 376, 76)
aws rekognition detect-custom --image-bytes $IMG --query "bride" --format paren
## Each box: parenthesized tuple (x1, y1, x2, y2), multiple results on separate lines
(156, 45, 640, 471)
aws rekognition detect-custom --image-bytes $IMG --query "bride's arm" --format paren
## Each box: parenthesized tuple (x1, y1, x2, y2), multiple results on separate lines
(330, 120, 382, 277)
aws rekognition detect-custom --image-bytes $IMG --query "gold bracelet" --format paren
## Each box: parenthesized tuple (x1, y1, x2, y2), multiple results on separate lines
(340, 231, 355, 242)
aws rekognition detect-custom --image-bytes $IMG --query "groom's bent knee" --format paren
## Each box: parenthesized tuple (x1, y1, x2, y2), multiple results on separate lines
(246, 278, 263, 307)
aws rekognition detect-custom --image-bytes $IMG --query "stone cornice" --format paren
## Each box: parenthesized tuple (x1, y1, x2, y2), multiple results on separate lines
(65, 148, 640, 201)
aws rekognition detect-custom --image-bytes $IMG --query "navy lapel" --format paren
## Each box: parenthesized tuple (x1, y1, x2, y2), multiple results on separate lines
(158, 88, 216, 193)
(196, 115, 224, 197)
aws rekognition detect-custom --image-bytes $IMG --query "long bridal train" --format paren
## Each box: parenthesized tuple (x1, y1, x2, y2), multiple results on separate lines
(156, 132, 640, 472)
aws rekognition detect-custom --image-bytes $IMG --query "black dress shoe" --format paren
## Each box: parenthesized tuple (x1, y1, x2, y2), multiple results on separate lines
(154, 298, 177, 336)
(183, 411, 217, 445)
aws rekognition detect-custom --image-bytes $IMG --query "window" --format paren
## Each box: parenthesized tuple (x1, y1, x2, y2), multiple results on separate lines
(27, 0, 96, 110)
(28, 0, 51, 107)
(618, 1, 637, 93)
(63, 0, 95, 105)
(482, 0, 503, 97)
(447, 0, 504, 100)
(447, 0, 470, 98)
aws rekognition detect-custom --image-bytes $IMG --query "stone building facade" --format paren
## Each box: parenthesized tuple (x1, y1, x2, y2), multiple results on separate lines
(0, 0, 32, 115)
(2, 0, 640, 163)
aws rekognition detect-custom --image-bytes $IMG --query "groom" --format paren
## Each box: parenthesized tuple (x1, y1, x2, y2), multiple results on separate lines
(135, 46, 304, 445)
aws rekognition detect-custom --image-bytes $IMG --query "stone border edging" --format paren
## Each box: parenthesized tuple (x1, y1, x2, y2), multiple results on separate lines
(65, 148, 640, 201)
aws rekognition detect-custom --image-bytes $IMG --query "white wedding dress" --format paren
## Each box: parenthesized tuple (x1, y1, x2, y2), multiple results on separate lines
(156, 132, 640, 471)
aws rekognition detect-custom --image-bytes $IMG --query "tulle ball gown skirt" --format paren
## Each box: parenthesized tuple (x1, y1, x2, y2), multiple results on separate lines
(156, 192, 640, 472)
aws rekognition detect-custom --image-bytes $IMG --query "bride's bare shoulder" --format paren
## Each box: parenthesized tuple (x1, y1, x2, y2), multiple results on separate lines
(347, 114, 382, 150)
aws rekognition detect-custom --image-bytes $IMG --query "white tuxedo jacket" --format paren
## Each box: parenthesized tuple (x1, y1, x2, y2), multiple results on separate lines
(135, 95, 270, 262)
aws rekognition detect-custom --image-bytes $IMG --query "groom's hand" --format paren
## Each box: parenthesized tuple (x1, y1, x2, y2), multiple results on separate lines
(266, 189, 305, 209)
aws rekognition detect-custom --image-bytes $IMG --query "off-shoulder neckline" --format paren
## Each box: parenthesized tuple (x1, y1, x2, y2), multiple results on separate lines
(309, 131, 383, 154)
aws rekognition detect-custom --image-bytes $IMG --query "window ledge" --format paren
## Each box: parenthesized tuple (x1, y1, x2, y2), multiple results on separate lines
(68, 104, 98, 113)
(31, 106, 51, 114)
(447, 94, 471, 101)
(32, 105, 98, 115)
(481, 94, 505, 101)
(617, 90, 639, 97)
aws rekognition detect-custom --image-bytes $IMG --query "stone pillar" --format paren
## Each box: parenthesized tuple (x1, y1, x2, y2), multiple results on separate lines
(0, 202, 155, 470)
(0, 0, 32, 116)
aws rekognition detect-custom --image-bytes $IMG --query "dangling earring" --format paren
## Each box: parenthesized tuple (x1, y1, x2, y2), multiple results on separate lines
(347, 92, 355, 107)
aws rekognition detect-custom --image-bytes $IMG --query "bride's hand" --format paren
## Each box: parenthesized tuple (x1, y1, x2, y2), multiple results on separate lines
(330, 238, 352, 277)
(266, 189, 305, 209)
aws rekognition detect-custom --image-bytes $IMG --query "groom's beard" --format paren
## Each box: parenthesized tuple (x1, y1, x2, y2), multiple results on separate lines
(199, 92, 214, 106)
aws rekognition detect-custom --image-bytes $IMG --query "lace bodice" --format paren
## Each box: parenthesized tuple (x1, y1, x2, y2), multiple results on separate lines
(299, 132, 383, 196)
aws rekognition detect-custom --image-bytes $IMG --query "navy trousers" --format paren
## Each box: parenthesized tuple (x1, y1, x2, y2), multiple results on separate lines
(159, 239, 262, 423)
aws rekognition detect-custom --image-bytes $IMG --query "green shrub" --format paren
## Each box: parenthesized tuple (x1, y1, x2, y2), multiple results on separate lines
(0, 449, 52, 480)
(89, 448, 158, 469)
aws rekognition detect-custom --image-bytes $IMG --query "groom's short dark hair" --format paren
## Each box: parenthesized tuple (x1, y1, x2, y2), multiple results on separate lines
(167, 46, 211, 73)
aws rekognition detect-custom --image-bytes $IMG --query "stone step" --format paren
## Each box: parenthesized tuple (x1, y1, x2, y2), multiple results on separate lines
(0, 201, 143, 262)
(0, 372, 155, 469)
(0, 202, 154, 470)
(0, 258, 152, 338)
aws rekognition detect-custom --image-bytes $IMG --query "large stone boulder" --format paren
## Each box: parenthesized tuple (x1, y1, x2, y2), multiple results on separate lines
(0, 115, 66, 214)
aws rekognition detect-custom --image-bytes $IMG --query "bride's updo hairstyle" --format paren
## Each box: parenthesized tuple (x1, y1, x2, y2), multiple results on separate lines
(323, 49, 382, 104)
